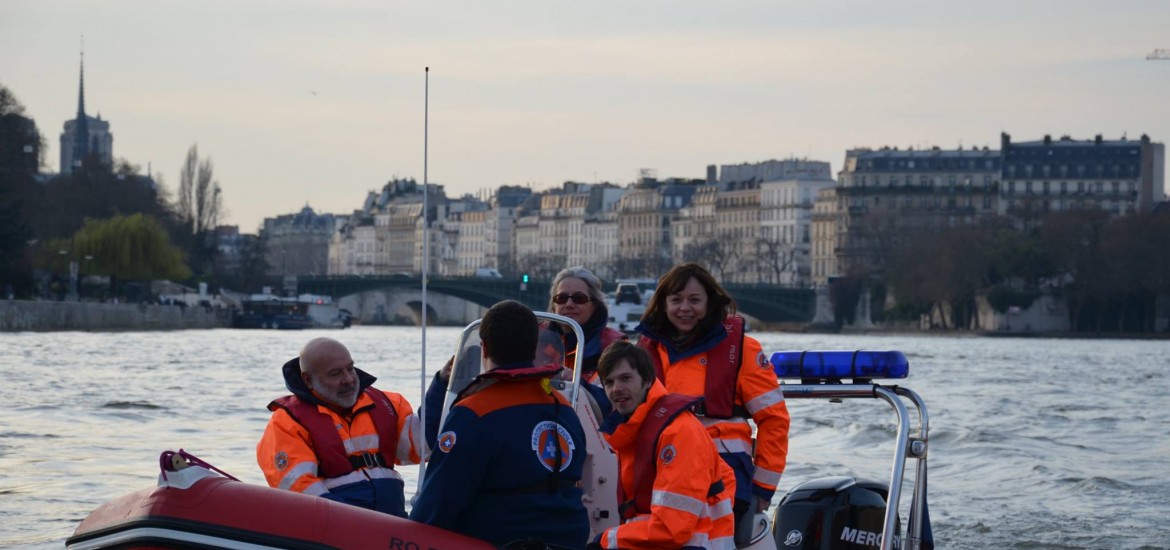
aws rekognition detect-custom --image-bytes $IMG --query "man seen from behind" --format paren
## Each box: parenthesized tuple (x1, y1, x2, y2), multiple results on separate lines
(410, 300, 589, 549)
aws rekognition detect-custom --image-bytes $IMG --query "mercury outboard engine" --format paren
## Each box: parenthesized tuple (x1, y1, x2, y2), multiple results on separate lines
(772, 476, 899, 550)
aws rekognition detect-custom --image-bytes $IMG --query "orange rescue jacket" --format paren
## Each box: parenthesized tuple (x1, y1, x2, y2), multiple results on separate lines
(600, 381, 736, 550)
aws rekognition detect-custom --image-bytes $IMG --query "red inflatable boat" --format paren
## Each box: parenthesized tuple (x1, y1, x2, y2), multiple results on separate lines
(65, 451, 492, 550)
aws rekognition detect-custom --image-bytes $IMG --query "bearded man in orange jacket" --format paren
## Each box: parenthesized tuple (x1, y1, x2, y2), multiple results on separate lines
(257, 337, 421, 517)
(592, 341, 736, 550)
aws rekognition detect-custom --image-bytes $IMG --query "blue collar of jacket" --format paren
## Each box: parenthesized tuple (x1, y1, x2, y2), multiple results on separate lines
(280, 356, 376, 407)
(634, 321, 729, 364)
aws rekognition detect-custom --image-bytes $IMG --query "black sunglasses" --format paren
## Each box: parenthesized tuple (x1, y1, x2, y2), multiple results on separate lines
(552, 292, 592, 305)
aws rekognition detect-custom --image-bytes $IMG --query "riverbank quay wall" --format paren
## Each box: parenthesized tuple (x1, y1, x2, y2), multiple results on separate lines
(0, 301, 232, 331)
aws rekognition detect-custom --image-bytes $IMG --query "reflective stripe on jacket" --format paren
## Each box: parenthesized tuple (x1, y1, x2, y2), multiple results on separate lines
(601, 381, 736, 550)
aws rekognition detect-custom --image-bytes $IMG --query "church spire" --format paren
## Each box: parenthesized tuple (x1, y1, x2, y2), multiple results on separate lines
(73, 39, 90, 162)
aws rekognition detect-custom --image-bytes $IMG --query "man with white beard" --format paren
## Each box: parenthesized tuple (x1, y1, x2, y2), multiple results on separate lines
(257, 337, 421, 517)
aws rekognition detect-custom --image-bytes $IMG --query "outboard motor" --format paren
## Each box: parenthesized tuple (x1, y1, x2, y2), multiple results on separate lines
(772, 476, 899, 550)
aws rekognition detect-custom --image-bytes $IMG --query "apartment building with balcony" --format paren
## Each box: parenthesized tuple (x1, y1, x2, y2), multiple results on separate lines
(835, 146, 1002, 275)
(617, 177, 702, 277)
(999, 133, 1165, 227)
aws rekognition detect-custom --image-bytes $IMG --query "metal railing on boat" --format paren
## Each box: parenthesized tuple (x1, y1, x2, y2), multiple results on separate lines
(777, 382, 929, 550)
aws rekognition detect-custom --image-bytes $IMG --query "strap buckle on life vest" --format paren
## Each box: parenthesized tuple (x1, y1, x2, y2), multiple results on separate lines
(693, 400, 752, 419)
(348, 451, 389, 470)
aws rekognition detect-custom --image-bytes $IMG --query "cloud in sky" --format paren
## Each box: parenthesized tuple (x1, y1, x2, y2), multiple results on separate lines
(2, 0, 1168, 231)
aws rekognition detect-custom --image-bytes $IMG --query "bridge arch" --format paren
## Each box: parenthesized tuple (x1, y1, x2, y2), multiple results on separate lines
(300, 276, 814, 326)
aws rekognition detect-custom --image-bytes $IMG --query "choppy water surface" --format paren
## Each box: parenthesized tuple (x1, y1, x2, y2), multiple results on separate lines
(1, 327, 1167, 549)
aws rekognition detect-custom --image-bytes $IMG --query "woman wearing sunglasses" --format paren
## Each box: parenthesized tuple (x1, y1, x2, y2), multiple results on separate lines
(634, 262, 790, 545)
(545, 267, 628, 414)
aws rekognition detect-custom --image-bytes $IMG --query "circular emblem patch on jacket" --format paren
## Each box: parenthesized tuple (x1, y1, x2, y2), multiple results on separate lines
(531, 421, 576, 472)
(658, 444, 676, 465)
(274, 451, 289, 471)
(437, 431, 457, 453)
(757, 351, 771, 369)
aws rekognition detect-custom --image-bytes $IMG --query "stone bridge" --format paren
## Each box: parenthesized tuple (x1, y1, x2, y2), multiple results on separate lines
(296, 276, 814, 326)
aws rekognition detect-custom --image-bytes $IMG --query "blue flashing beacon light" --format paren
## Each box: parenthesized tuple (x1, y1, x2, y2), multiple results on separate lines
(770, 350, 909, 380)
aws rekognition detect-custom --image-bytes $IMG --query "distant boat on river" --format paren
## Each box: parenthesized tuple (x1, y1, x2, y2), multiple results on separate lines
(225, 290, 352, 330)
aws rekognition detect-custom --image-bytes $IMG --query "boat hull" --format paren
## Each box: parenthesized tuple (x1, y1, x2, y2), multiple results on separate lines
(66, 475, 492, 550)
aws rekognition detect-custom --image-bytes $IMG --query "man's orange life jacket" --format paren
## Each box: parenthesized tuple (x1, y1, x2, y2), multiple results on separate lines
(268, 387, 399, 478)
(618, 392, 725, 519)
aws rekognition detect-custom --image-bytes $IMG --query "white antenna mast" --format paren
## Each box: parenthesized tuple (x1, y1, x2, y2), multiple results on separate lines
(419, 67, 430, 480)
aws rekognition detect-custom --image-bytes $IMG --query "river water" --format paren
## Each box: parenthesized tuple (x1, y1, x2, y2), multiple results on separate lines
(1, 327, 1166, 549)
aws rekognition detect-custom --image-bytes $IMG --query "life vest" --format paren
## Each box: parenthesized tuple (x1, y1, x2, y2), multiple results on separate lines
(640, 315, 747, 419)
(268, 387, 399, 478)
(618, 392, 724, 519)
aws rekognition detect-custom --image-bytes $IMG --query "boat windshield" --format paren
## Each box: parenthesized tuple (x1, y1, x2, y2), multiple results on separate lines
(439, 312, 584, 433)
(444, 325, 569, 398)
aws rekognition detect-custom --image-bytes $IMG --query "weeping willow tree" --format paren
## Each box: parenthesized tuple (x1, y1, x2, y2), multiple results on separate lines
(70, 214, 192, 282)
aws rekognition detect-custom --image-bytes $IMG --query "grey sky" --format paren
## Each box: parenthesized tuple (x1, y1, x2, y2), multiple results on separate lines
(3, 0, 1168, 232)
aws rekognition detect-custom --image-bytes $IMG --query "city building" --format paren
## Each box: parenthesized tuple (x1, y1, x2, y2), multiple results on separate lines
(810, 187, 840, 286)
(714, 179, 761, 283)
(616, 175, 703, 278)
(511, 194, 542, 275)
(759, 171, 836, 286)
(261, 205, 339, 277)
(671, 184, 717, 263)
(835, 146, 1002, 275)
(717, 158, 831, 185)
(999, 133, 1166, 227)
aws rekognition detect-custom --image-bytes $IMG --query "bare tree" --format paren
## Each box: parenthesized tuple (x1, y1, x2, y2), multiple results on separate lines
(752, 236, 802, 285)
(682, 236, 737, 282)
(177, 144, 222, 235)
(175, 144, 223, 275)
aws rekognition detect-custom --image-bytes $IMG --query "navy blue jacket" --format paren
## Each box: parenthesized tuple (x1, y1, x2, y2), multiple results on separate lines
(410, 362, 589, 549)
